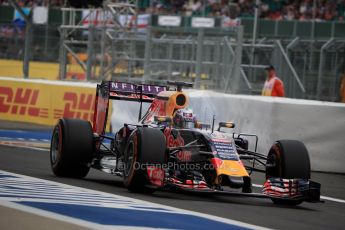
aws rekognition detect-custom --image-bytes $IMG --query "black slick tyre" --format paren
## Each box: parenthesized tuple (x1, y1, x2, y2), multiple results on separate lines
(50, 118, 94, 178)
(123, 127, 166, 193)
(265, 140, 311, 205)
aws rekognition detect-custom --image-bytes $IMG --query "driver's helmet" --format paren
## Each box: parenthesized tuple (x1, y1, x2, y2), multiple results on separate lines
(173, 108, 197, 129)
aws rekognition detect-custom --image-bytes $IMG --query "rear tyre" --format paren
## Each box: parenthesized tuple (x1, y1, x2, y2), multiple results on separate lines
(123, 127, 166, 193)
(50, 118, 94, 178)
(265, 140, 310, 205)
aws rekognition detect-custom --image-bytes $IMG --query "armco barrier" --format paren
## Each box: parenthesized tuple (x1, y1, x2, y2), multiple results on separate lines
(112, 90, 345, 173)
(0, 77, 110, 130)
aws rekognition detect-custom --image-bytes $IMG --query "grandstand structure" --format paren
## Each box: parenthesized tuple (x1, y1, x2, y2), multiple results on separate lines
(59, 0, 139, 82)
(0, 1, 344, 101)
(57, 0, 244, 93)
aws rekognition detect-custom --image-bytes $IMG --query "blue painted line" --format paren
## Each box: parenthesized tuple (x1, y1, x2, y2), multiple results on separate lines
(0, 129, 112, 144)
(17, 202, 249, 230)
(0, 174, 17, 179)
(0, 130, 52, 140)
(0, 158, 263, 229)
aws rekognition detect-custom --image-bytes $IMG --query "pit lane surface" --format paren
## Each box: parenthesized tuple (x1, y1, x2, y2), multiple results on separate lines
(1, 122, 345, 229)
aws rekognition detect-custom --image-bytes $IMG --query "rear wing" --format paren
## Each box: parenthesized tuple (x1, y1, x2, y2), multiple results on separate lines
(93, 81, 166, 135)
(109, 81, 167, 102)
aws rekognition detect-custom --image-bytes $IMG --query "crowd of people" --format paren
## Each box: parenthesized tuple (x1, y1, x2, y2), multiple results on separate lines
(0, 0, 345, 21)
(145, 0, 345, 21)
(0, 0, 62, 7)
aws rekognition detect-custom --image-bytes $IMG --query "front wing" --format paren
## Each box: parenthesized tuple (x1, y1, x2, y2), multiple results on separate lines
(145, 166, 322, 203)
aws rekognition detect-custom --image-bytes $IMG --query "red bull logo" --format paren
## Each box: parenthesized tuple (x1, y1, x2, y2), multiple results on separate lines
(163, 127, 192, 161)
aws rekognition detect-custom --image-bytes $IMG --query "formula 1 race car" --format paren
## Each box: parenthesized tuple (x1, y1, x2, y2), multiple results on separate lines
(50, 81, 321, 206)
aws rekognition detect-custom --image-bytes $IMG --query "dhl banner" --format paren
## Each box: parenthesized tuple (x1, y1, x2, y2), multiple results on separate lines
(0, 78, 111, 131)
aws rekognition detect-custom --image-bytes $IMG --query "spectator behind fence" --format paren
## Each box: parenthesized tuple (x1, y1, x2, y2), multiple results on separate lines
(222, 3, 241, 27)
(262, 65, 285, 97)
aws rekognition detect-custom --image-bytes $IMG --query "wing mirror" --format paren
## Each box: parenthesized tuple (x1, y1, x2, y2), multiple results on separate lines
(195, 122, 211, 130)
(217, 122, 235, 131)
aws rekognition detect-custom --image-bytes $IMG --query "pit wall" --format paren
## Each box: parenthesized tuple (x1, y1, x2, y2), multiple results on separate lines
(111, 90, 345, 173)
(0, 77, 111, 131)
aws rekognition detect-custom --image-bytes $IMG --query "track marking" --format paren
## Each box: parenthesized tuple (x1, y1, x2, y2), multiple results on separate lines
(319, 196, 345, 204)
(1, 200, 163, 230)
(0, 170, 270, 230)
(252, 183, 345, 204)
(0, 142, 49, 151)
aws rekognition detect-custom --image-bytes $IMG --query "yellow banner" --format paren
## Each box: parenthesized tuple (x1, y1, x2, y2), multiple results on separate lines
(0, 78, 111, 131)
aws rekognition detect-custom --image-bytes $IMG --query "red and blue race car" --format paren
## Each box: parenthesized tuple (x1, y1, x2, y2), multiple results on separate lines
(50, 81, 321, 205)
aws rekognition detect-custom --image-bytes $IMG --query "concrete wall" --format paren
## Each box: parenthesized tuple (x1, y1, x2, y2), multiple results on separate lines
(112, 90, 345, 173)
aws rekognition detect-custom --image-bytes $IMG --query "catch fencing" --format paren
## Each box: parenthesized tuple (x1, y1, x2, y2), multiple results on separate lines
(1, 6, 345, 101)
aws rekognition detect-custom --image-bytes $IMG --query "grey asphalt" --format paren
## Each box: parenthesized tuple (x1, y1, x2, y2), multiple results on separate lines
(1, 146, 345, 230)
(0, 122, 345, 229)
(0, 120, 53, 131)
(0, 205, 90, 230)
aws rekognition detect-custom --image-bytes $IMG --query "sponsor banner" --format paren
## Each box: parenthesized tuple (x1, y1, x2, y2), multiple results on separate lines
(0, 78, 111, 131)
(118, 14, 150, 33)
(110, 81, 166, 95)
(33, 6, 48, 24)
(158, 15, 181, 27)
(191, 17, 215, 28)
(0, 59, 59, 80)
(221, 17, 241, 27)
(82, 9, 113, 27)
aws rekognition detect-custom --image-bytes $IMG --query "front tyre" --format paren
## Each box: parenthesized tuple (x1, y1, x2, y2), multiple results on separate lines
(266, 140, 311, 205)
(50, 119, 94, 178)
(123, 127, 166, 193)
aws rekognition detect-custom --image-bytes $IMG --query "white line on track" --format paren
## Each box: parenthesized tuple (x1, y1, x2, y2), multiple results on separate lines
(24, 146, 49, 151)
(319, 196, 345, 204)
(3, 145, 49, 152)
(252, 183, 345, 204)
(1, 170, 270, 230)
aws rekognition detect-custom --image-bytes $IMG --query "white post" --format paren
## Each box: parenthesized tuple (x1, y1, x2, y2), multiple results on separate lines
(250, 0, 260, 81)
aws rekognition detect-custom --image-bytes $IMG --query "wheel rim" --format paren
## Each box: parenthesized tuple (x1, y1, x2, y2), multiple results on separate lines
(266, 144, 282, 179)
(51, 127, 60, 164)
(124, 142, 135, 177)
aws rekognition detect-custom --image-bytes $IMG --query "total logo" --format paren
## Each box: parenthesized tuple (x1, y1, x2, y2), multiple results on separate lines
(146, 166, 165, 187)
(0, 87, 48, 118)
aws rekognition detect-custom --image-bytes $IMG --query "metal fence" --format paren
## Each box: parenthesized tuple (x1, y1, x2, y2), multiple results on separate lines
(239, 38, 345, 101)
(57, 7, 244, 92)
(0, 23, 60, 62)
(1, 11, 345, 101)
(286, 39, 345, 101)
(141, 27, 243, 92)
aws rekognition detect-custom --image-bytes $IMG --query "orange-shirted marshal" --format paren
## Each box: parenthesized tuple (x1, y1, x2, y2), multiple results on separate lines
(262, 65, 285, 97)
